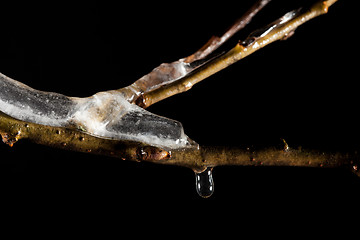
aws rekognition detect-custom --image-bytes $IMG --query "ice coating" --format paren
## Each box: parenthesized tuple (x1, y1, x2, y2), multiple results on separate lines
(241, 8, 302, 46)
(125, 60, 192, 102)
(0, 73, 74, 126)
(0, 72, 195, 149)
(70, 91, 194, 149)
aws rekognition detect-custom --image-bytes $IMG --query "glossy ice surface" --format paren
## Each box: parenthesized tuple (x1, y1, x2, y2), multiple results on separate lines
(0, 72, 195, 149)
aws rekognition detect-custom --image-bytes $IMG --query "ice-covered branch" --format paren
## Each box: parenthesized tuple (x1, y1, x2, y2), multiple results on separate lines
(0, 0, 340, 164)
(0, 0, 275, 154)
(1, 0, 351, 198)
(1, 109, 358, 175)
(1, 106, 358, 199)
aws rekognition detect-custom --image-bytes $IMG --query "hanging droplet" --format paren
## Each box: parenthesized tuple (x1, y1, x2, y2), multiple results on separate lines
(195, 167, 214, 198)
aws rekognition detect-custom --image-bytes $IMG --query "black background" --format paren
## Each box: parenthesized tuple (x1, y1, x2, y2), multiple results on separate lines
(1, 0, 359, 225)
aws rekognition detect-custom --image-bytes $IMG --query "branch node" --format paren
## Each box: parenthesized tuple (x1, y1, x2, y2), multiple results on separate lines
(321, 1, 329, 13)
(134, 95, 149, 109)
(136, 146, 171, 162)
(1, 129, 21, 147)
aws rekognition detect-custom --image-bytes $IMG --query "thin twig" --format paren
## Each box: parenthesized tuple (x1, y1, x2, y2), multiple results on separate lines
(119, 0, 271, 105)
(171, 145, 360, 175)
(139, 0, 337, 108)
(183, 0, 271, 63)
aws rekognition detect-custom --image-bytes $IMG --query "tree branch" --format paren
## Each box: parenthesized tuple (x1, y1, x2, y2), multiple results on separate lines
(1, 0, 355, 198)
(1, 110, 358, 178)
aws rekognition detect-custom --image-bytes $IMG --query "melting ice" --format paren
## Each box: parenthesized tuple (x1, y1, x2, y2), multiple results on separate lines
(0, 72, 195, 149)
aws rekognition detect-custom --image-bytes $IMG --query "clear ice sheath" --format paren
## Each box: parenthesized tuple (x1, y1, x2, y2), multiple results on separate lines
(0, 72, 195, 149)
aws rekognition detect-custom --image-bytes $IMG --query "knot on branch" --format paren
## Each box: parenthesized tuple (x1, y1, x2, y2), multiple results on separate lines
(1, 130, 21, 147)
(136, 146, 171, 162)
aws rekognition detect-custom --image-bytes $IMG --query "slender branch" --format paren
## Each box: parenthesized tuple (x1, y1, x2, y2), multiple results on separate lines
(171, 145, 360, 177)
(139, 0, 337, 108)
(183, 0, 271, 63)
(119, 0, 271, 104)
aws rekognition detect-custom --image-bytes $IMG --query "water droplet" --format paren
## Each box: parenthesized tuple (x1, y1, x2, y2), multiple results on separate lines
(195, 167, 214, 198)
